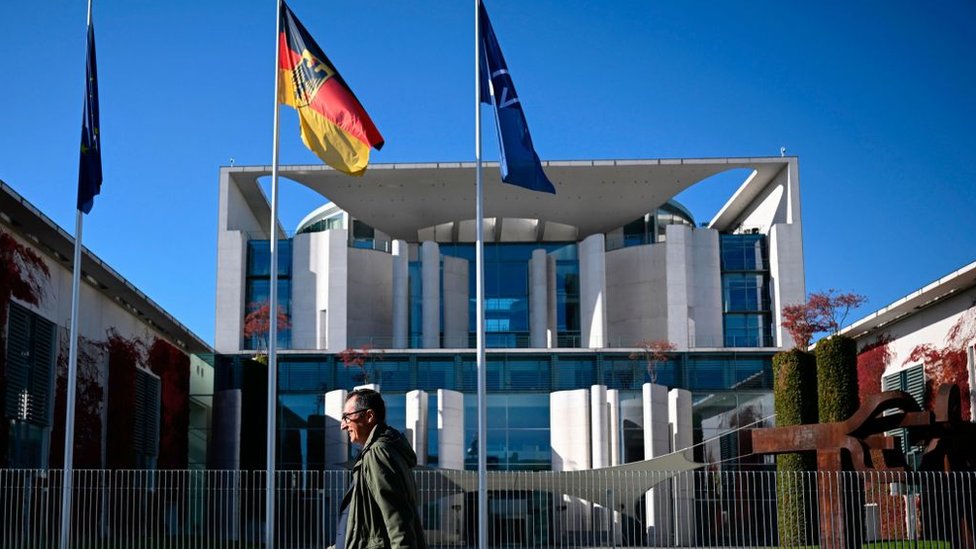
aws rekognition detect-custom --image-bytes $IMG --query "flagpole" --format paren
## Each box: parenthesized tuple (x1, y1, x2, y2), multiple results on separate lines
(59, 4, 93, 546)
(474, 2, 487, 549)
(266, 0, 284, 546)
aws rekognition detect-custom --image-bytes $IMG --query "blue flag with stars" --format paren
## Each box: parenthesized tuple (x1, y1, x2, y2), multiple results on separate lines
(479, 2, 555, 194)
(77, 20, 102, 214)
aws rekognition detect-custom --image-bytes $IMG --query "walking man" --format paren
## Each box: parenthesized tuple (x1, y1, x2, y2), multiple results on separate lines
(331, 388, 427, 549)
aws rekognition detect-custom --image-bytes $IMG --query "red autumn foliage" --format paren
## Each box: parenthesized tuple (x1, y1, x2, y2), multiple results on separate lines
(105, 330, 146, 469)
(149, 338, 190, 469)
(242, 301, 291, 349)
(629, 339, 677, 384)
(50, 332, 104, 468)
(0, 229, 51, 467)
(856, 335, 892, 399)
(904, 309, 975, 420)
(339, 344, 381, 384)
(781, 290, 867, 348)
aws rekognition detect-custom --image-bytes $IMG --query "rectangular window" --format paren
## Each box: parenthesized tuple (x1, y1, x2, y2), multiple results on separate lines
(882, 365, 925, 457)
(133, 368, 161, 470)
(4, 302, 56, 468)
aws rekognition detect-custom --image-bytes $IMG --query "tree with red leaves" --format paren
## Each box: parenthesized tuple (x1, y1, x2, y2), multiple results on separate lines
(0, 229, 51, 467)
(242, 301, 291, 352)
(904, 309, 976, 419)
(339, 344, 382, 385)
(781, 290, 867, 348)
(629, 339, 677, 384)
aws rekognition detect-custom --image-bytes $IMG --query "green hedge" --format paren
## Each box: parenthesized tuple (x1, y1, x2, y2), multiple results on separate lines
(816, 335, 859, 423)
(772, 349, 818, 546)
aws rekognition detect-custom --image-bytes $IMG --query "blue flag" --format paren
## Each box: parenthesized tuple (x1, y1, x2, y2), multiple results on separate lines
(479, 2, 555, 194)
(77, 21, 102, 214)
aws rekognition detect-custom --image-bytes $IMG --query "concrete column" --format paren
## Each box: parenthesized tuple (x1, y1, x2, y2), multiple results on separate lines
(421, 241, 440, 348)
(290, 233, 315, 350)
(590, 385, 611, 545)
(530, 249, 549, 348)
(215, 230, 248, 353)
(690, 228, 723, 348)
(442, 256, 469, 348)
(551, 389, 592, 540)
(406, 390, 429, 466)
(547, 255, 558, 346)
(579, 233, 607, 348)
(324, 389, 348, 467)
(317, 230, 348, 351)
(591, 385, 609, 469)
(769, 222, 806, 348)
(392, 239, 409, 349)
(643, 383, 671, 545)
(607, 388, 623, 546)
(437, 389, 465, 469)
(669, 388, 695, 546)
(438, 389, 465, 544)
(665, 224, 691, 349)
(607, 389, 621, 467)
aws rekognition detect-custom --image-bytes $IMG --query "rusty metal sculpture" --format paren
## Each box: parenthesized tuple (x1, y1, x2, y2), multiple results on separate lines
(748, 383, 976, 548)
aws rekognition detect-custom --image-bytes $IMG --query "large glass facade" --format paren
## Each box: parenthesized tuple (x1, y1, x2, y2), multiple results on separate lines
(244, 239, 292, 350)
(408, 243, 581, 349)
(719, 234, 773, 347)
(213, 350, 773, 472)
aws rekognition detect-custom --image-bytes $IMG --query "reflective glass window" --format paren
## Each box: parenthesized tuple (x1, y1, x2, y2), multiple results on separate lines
(722, 274, 770, 312)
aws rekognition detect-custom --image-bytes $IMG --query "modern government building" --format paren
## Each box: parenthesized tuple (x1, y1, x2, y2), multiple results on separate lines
(212, 156, 805, 476)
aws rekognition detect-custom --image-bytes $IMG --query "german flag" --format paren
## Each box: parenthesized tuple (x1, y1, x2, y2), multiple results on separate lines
(278, 1, 384, 175)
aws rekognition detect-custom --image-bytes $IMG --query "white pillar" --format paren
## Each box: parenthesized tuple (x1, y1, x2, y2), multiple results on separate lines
(607, 389, 621, 467)
(664, 224, 691, 349)
(591, 385, 609, 469)
(590, 385, 611, 545)
(669, 388, 695, 546)
(580, 233, 607, 347)
(392, 239, 409, 349)
(607, 388, 623, 545)
(406, 390, 429, 466)
(551, 389, 592, 541)
(643, 383, 671, 545)
(421, 241, 440, 349)
(438, 389, 465, 544)
(437, 389, 465, 469)
(690, 228, 723, 348)
(530, 249, 549, 348)
(324, 389, 348, 468)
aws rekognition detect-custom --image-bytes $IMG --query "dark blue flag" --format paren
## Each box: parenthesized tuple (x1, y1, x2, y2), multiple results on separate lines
(479, 2, 555, 194)
(77, 21, 102, 214)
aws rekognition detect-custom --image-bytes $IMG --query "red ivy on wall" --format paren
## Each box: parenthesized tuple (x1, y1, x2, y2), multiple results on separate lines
(105, 330, 144, 469)
(149, 337, 189, 469)
(50, 332, 104, 468)
(904, 309, 976, 420)
(0, 229, 51, 467)
(856, 335, 892, 398)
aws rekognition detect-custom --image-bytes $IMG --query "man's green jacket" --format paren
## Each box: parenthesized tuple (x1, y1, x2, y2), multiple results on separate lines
(335, 423, 428, 549)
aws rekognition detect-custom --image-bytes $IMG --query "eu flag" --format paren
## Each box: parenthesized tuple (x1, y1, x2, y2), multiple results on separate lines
(479, 2, 555, 194)
(77, 21, 102, 214)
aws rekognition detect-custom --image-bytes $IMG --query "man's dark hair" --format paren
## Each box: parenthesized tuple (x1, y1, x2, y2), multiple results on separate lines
(346, 388, 386, 423)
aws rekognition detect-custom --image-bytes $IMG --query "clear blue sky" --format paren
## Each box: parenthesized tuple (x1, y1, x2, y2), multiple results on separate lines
(2, 1, 974, 347)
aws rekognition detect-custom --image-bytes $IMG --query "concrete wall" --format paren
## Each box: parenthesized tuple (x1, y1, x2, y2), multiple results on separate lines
(606, 243, 667, 347)
(421, 241, 440, 349)
(442, 255, 469, 348)
(347, 247, 393, 347)
(324, 389, 348, 467)
(769, 222, 806, 348)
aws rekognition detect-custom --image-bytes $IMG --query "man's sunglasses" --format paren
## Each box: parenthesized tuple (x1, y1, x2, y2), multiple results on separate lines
(341, 409, 370, 423)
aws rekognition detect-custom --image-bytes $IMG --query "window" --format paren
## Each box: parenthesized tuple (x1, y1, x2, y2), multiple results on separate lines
(244, 239, 292, 350)
(133, 368, 161, 470)
(882, 365, 925, 458)
(4, 302, 56, 468)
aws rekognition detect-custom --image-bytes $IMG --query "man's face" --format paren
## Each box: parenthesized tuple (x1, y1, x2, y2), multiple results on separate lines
(340, 397, 375, 446)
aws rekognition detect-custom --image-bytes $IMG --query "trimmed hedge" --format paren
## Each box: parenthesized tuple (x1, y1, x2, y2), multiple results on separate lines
(816, 335, 859, 423)
(772, 349, 818, 546)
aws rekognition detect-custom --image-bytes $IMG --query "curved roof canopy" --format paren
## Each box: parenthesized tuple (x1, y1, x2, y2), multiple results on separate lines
(225, 157, 792, 241)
